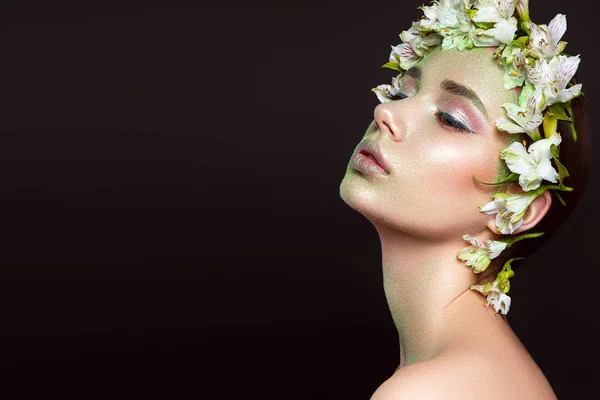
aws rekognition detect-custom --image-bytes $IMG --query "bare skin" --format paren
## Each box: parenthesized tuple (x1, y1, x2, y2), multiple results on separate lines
(339, 47, 556, 399)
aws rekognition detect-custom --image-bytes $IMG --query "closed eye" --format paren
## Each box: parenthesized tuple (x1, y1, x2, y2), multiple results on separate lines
(389, 92, 408, 101)
(436, 111, 474, 134)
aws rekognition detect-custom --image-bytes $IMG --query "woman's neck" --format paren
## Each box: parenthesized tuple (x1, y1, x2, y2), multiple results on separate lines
(374, 222, 495, 368)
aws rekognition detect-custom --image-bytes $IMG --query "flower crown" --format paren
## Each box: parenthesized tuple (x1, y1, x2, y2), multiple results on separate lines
(373, 0, 583, 315)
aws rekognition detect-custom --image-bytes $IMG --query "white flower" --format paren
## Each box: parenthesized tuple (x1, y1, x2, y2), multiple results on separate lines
(496, 87, 544, 138)
(502, 43, 529, 90)
(528, 14, 567, 60)
(527, 55, 583, 107)
(400, 24, 443, 57)
(473, 0, 519, 44)
(372, 74, 403, 103)
(485, 17, 518, 44)
(389, 43, 421, 71)
(421, 0, 468, 31)
(473, 0, 518, 22)
(440, 16, 501, 50)
(457, 234, 508, 273)
(390, 25, 442, 70)
(500, 132, 562, 191)
(470, 281, 512, 315)
(480, 190, 543, 234)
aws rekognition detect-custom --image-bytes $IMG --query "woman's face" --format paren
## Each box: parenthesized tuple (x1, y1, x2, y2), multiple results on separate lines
(340, 47, 520, 239)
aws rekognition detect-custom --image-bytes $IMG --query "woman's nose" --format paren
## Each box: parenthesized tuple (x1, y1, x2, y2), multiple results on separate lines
(374, 102, 405, 142)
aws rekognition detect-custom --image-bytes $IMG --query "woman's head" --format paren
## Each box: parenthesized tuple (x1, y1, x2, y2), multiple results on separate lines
(340, 46, 525, 239)
(338, 0, 590, 314)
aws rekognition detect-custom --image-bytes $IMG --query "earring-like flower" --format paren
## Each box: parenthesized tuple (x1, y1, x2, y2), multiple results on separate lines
(457, 234, 508, 273)
(470, 281, 512, 314)
(479, 189, 545, 234)
(470, 257, 519, 315)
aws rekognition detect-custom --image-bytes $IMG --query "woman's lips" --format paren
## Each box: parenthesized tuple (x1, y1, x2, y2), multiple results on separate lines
(350, 140, 390, 176)
(350, 152, 388, 177)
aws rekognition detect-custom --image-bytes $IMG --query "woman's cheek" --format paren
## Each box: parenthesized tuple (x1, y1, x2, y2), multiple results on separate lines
(425, 144, 476, 185)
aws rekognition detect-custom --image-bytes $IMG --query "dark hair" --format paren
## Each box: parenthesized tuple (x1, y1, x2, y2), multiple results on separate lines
(475, 75, 591, 285)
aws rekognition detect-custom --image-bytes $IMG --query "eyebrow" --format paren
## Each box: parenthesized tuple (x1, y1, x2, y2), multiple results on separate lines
(441, 79, 489, 119)
(404, 66, 489, 119)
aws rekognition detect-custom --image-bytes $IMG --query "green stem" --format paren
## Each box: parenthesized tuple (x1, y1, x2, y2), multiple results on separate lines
(503, 231, 544, 247)
(473, 172, 519, 186)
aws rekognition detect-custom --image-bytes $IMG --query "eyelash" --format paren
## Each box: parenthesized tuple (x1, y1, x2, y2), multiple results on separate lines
(388, 92, 474, 134)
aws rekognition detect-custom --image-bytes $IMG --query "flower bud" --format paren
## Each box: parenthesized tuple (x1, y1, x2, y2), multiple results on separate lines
(516, 0, 530, 22)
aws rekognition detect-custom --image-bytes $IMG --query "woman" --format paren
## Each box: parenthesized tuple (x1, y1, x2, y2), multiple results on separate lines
(339, 1, 590, 398)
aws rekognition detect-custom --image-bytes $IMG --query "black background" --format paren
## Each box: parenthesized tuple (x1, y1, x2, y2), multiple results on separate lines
(0, 0, 597, 398)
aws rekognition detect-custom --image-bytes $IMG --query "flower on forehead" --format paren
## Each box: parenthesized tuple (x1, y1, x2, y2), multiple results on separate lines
(419, 0, 496, 50)
(528, 14, 567, 60)
(515, 0, 530, 23)
(527, 55, 583, 107)
(500, 132, 562, 191)
(480, 189, 545, 234)
(496, 84, 544, 139)
(420, 0, 469, 31)
(389, 24, 442, 70)
(472, 0, 519, 44)
(457, 234, 508, 273)
(372, 74, 403, 103)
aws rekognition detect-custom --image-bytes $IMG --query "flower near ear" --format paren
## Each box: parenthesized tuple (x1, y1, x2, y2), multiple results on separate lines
(479, 189, 545, 234)
(457, 235, 508, 273)
(500, 132, 562, 191)
(527, 55, 583, 107)
(528, 14, 567, 60)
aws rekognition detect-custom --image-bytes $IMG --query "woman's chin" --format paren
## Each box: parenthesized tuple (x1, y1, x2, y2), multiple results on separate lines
(339, 174, 380, 211)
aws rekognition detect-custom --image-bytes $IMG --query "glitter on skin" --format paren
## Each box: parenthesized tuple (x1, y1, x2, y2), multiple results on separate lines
(339, 47, 526, 371)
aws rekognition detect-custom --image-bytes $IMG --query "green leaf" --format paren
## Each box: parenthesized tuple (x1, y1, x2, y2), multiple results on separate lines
(513, 36, 529, 48)
(381, 62, 401, 72)
(548, 103, 572, 122)
(553, 157, 570, 186)
(550, 144, 559, 158)
(472, 172, 519, 186)
(475, 21, 495, 29)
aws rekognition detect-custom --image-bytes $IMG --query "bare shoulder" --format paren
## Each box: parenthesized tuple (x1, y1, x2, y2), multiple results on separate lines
(370, 345, 557, 400)
(369, 352, 487, 400)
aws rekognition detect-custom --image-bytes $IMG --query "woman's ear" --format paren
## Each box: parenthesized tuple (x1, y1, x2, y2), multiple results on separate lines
(512, 189, 552, 234)
(484, 189, 552, 235)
